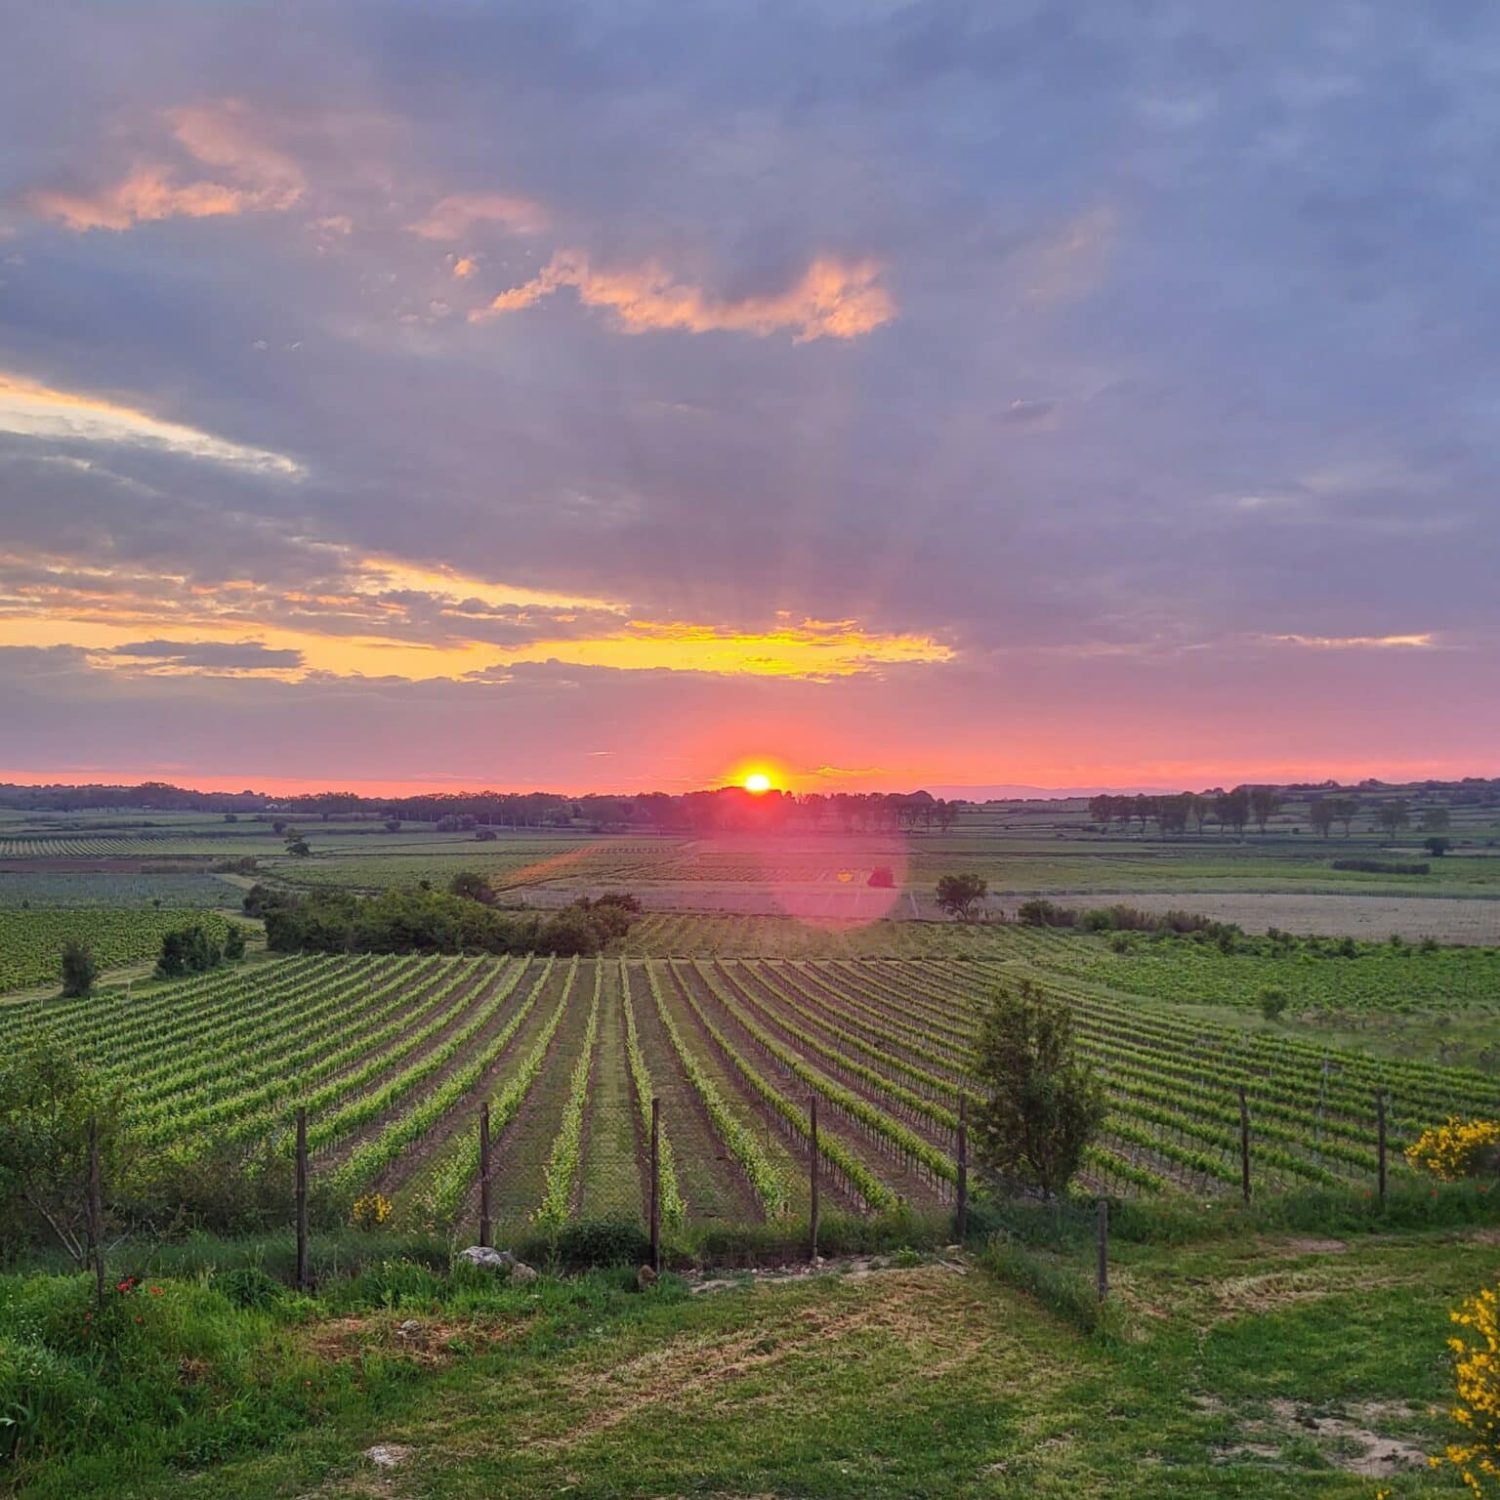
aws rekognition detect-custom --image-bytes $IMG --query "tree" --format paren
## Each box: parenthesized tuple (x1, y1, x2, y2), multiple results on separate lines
(1308, 797, 1336, 838)
(971, 980, 1106, 1198)
(0, 1030, 128, 1273)
(868, 865, 896, 888)
(384, 819, 402, 833)
(935, 872, 988, 922)
(224, 923, 247, 960)
(1420, 806, 1451, 834)
(1248, 787, 1282, 834)
(156, 923, 226, 978)
(285, 836, 311, 857)
(449, 869, 496, 904)
(1329, 796, 1360, 838)
(1377, 799, 1411, 838)
(1258, 985, 1289, 1022)
(1214, 787, 1251, 838)
(1425, 836, 1452, 858)
(60, 939, 97, 998)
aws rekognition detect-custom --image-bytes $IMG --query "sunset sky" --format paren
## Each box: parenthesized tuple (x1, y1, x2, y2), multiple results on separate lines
(2, 3, 1497, 794)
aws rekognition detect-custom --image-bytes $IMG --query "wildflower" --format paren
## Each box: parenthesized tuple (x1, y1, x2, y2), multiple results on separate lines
(149, 1286, 163, 1296)
(1406, 1118, 1500, 1181)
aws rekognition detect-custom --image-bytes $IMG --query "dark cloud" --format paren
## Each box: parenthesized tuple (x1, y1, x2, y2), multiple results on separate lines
(109, 639, 305, 669)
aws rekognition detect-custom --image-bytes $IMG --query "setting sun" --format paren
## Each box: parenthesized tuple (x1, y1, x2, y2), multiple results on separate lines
(743, 771, 773, 793)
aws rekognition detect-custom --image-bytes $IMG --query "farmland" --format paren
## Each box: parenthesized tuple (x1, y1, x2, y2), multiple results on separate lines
(0, 909, 238, 993)
(11, 951, 1498, 1229)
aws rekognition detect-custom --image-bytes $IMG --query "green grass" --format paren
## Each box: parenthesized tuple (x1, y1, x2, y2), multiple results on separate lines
(3, 1218, 1493, 1498)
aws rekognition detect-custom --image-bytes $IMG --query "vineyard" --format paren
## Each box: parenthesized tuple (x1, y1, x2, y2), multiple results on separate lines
(0, 909, 237, 992)
(13, 952, 1499, 1228)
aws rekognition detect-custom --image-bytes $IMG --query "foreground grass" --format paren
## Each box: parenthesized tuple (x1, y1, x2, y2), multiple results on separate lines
(5, 1225, 1493, 1498)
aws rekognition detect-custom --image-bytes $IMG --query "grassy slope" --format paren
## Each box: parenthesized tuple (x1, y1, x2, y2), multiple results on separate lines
(16, 1228, 1494, 1499)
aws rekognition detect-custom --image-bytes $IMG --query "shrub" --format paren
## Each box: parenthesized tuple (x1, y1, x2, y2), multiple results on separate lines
(351, 1193, 392, 1231)
(868, 865, 896, 889)
(1406, 1119, 1500, 1181)
(1258, 986, 1290, 1023)
(1016, 898, 1074, 928)
(1435, 1283, 1499, 1496)
(59, 940, 96, 998)
(1331, 858, 1430, 875)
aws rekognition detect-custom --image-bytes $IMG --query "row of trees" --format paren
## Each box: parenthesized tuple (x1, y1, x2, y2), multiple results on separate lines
(1090, 789, 1456, 840)
(250, 884, 642, 958)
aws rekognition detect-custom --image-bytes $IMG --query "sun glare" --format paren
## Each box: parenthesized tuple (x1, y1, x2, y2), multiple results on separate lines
(744, 771, 773, 793)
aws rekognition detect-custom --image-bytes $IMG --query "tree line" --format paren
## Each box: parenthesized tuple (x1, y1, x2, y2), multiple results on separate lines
(1088, 789, 1456, 840)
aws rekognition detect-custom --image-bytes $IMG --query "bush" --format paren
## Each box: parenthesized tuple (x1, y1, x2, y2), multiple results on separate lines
(1258, 985, 1290, 1022)
(1331, 858, 1430, 875)
(59, 940, 96, 998)
(868, 865, 896, 889)
(1405, 1118, 1500, 1181)
(1435, 1283, 1500, 1495)
(155, 923, 226, 979)
(1017, 898, 1074, 928)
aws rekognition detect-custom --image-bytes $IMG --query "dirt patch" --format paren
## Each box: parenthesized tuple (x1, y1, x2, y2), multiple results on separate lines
(1210, 1396, 1431, 1478)
(305, 1315, 513, 1368)
(685, 1252, 965, 1295)
(1210, 1270, 1399, 1320)
(538, 1265, 984, 1452)
(1281, 1237, 1349, 1256)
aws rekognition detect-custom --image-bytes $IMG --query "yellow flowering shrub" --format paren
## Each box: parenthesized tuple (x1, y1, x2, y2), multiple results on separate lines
(1436, 1285, 1500, 1496)
(1405, 1118, 1500, 1181)
(351, 1192, 393, 1230)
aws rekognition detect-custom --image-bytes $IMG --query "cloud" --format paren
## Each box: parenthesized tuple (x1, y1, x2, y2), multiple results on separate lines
(472, 250, 895, 341)
(408, 192, 549, 240)
(109, 638, 304, 670)
(0, 372, 304, 476)
(25, 99, 304, 232)
(1263, 633, 1437, 650)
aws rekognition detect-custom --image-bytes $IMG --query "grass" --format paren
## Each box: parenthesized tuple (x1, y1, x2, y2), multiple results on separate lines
(3, 1217, 1493, 1497)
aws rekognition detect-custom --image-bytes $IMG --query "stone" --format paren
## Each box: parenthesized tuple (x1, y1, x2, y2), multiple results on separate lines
(510, 1261, 539, 1283)
(365, 1444, 411, 1470)
(636, 1264, 659, 1290)
(458, 1246, 515, 1271)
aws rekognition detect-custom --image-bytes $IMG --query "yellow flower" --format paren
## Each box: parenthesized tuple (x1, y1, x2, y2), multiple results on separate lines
(351, 1192, 393, 1230)
(1405, 1118, 1500, 1182)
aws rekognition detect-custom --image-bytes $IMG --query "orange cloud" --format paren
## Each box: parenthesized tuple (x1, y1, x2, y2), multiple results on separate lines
(472, 250, 895, 341)
(452, 256, 476, 279)
(408, 192, 549, 240)
(26, 99, 304, 232)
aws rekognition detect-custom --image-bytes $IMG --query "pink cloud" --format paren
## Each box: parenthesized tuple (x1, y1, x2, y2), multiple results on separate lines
(26, 99, 304, 232)
(408, 192, 549, 240)
(472, 250, 895, 341)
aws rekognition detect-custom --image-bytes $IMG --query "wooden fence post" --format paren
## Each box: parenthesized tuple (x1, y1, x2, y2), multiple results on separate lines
(955, 1092, 969, 1243)
(87, 1116, 105, 1310)
(809, 1095, 821, 1262)
(295, 1106, 310, 1293)
(1096, 1197, 1109, 1301)
(1238, 1086, 1252, 1204)
(478, 1102, 493, 1248)
(1376, 1091, 1387, 1206)
(649, 1096, 661, 1274)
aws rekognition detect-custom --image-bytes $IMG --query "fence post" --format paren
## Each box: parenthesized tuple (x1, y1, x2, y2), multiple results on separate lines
(1096, 1197, 1109, 1301)
(1376, 1091, 1387, 1206)
(1238, 1086, 1252, 1204)
(478, 1102, 493, 1248)
(649, 1096, 661, 1274)
(295, 1106, 310, 1293)
(87, 1116, 105, 1310)
(809, 1094, 820, 1262)
(955, 1092, 969, 1243)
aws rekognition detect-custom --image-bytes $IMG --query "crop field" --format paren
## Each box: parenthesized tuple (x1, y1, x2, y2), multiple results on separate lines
(0, 909, 237, 992)
(11, 952, 1498, 1228)
(0, 871, 241, 909)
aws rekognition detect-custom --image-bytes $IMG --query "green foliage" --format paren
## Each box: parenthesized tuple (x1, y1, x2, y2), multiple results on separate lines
(259, 886, 639, 957)
(154, 922, 227, 979)
(1258, 985, 1290, 1022)
(935, 872, 987, 921)
(0, 910, 233, 994)
(0, 1032, 127, 1267)
(58, 941, 95, 999)
(971, 980, 1106, 1198)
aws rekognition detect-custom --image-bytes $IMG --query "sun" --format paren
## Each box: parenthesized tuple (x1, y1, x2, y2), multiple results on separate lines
(743, 771, 773, 794)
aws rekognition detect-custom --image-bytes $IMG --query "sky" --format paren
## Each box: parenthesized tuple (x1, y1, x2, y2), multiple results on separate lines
(2, 1, 1497, 795)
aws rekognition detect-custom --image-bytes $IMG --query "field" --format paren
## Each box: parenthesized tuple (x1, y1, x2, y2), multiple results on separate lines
(11, 950, 1498, 1229)
(0, 908, 238, 993)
